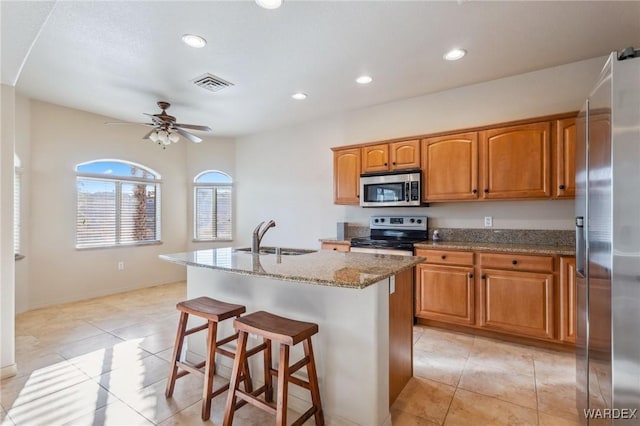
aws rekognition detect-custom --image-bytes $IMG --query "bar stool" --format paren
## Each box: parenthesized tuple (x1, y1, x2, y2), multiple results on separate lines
(223, 310, 324, 426)
(165, 296, 255, 421)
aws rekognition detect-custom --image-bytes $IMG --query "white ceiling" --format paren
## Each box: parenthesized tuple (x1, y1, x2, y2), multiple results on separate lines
(2, 1, 639, 138)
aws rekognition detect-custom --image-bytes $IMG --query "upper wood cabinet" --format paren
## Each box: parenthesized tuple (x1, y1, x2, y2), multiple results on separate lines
(480, 122, 552, 199)
(332, 112, 577, 205)
(421, 132, 478, 201)
(554, 118, 576, 198)
(362, 143, 389, 173)
(362, 140, 420, 173)
(333, 148, 361, 205)
(389, 140, 420, 170)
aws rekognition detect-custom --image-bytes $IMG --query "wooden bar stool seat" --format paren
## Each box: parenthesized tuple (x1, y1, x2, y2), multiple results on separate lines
(165, 296, 257, 421)
(223, 311, 324, 426)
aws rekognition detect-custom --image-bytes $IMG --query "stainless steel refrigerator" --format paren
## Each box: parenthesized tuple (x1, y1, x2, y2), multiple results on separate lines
(576, 48, 640, 424)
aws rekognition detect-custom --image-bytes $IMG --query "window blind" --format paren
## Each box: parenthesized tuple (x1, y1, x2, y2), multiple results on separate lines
(195, 186, 232, 240)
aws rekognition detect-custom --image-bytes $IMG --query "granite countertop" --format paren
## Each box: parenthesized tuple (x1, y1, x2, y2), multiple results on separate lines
(160, 247, 424, 289)
(413, 241, 576, 256)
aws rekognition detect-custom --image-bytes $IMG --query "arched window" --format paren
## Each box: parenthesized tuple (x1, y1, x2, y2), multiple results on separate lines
(194, 170, 232, 241)
(76, 160, 161, 248)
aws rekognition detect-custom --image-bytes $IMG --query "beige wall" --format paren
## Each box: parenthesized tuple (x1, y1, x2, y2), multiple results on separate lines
(1, 85, 16, 376)
(25, 101, 189, 309)
(234, 57, 605, 249)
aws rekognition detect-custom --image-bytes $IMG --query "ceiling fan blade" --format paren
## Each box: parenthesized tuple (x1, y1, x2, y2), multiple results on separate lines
(174, 127, 202, 143)
(174, 123, 212, 132)
(105, 121, 155, 126)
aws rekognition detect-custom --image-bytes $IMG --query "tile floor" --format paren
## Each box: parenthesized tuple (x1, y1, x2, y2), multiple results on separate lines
(1, 281, 585, 425)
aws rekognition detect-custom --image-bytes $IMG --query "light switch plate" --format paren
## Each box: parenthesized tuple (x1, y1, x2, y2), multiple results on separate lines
(484, 216, 493, 227)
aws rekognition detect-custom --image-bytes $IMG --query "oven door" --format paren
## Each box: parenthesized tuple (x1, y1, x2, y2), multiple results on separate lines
(360, 172, 421, 207)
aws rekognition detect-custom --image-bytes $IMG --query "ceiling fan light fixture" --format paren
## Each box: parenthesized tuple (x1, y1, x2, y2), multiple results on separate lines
(181, 34, 207, 48)
(169, 132, 180, 143)
(149, 131, 159, 142)
(256, 0, 282, 9)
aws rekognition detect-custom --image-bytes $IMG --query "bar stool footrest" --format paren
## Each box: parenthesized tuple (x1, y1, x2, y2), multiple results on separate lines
(291, 406, 318, 426)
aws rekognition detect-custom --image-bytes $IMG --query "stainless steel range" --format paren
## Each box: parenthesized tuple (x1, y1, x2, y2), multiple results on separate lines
(350, 215, 428, 256)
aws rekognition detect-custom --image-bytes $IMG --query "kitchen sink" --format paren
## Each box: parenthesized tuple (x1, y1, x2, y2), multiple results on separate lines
(233, 246, 316, 256)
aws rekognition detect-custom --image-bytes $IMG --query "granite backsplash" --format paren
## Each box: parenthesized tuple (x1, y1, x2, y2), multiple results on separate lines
(342, 223, 574, 247)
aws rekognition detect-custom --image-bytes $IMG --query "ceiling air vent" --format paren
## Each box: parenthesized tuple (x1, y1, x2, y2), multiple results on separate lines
(191, 73, 234, 93)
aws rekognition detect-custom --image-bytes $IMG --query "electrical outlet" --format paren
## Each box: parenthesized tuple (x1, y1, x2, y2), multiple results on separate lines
(117, 261, 124, 270)
(484, 216, 493, 228)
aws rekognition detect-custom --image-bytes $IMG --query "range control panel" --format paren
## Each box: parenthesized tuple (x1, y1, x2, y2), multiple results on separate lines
(370, 215, 428, 231)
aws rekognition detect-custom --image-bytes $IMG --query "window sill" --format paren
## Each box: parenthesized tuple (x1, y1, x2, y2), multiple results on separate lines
(192, 239, 233, 243)
(15, 254, 25, 261)
(76, 241, 163, 250)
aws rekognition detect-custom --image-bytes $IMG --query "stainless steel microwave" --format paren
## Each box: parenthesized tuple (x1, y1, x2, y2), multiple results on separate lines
(360, 169, 422, 207)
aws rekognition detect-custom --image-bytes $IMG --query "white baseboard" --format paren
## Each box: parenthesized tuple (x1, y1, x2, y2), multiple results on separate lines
(0, 363, 17, 379)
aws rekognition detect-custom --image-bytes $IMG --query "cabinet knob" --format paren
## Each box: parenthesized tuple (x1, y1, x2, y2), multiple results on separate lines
(512, 260, 518, 265)
(392, 162, 396, 165)
(441, 255, 446, 260)
(484, 189, 489, 193)
(472, 189, 478, 194)
(468, 273, 474, 279)
(559, 184, 566, 190)
(333, 248, 337, 251)
(481, 274, 486, 279)
(384, 162, 388, 166)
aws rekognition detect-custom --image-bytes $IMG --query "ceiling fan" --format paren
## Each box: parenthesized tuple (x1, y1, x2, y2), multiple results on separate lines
(106, 101, 212, 145)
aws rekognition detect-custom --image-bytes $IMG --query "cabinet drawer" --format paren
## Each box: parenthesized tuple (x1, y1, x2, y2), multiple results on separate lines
(321, 242, 350, 252)
(479, 252, 552, 272)
(415, 249, 473, 266)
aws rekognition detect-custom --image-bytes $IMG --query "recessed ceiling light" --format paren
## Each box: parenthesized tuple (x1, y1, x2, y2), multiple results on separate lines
(292, 92, 307, 100)
(256, 0, 283, 9)
(356, 75, 373, 84)
(444, 48, 466, 61)
(181, 34, 207, 48)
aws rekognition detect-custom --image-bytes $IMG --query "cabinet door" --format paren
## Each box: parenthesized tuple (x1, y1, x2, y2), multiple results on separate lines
(390, 140, 420, 170)
(559, 256, 576, 343)
(479, 268, 554, 339)
(362, 144, 390, 173)
(421, 132, 478, 201)
(554, 118, 576, 198)
(333, 148, 361, 205)
(415, 263, 475, 325)
(480, 122, 551, 199)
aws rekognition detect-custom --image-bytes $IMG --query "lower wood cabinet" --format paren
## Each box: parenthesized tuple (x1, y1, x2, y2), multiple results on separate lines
(559, 256, 576, 342)
(479, 268, 554, 340)
(415, 263, 474, 325)
(415, 248, 573, 346)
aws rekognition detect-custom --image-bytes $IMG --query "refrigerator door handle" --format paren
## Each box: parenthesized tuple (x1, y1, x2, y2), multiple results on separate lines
(576, 216, 585, 277)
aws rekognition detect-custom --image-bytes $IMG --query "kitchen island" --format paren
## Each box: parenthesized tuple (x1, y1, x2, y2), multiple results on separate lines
(160, 247, 423, 426)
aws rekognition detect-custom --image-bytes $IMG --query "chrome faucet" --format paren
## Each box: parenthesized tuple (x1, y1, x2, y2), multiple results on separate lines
(251, 220, 276, 254)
